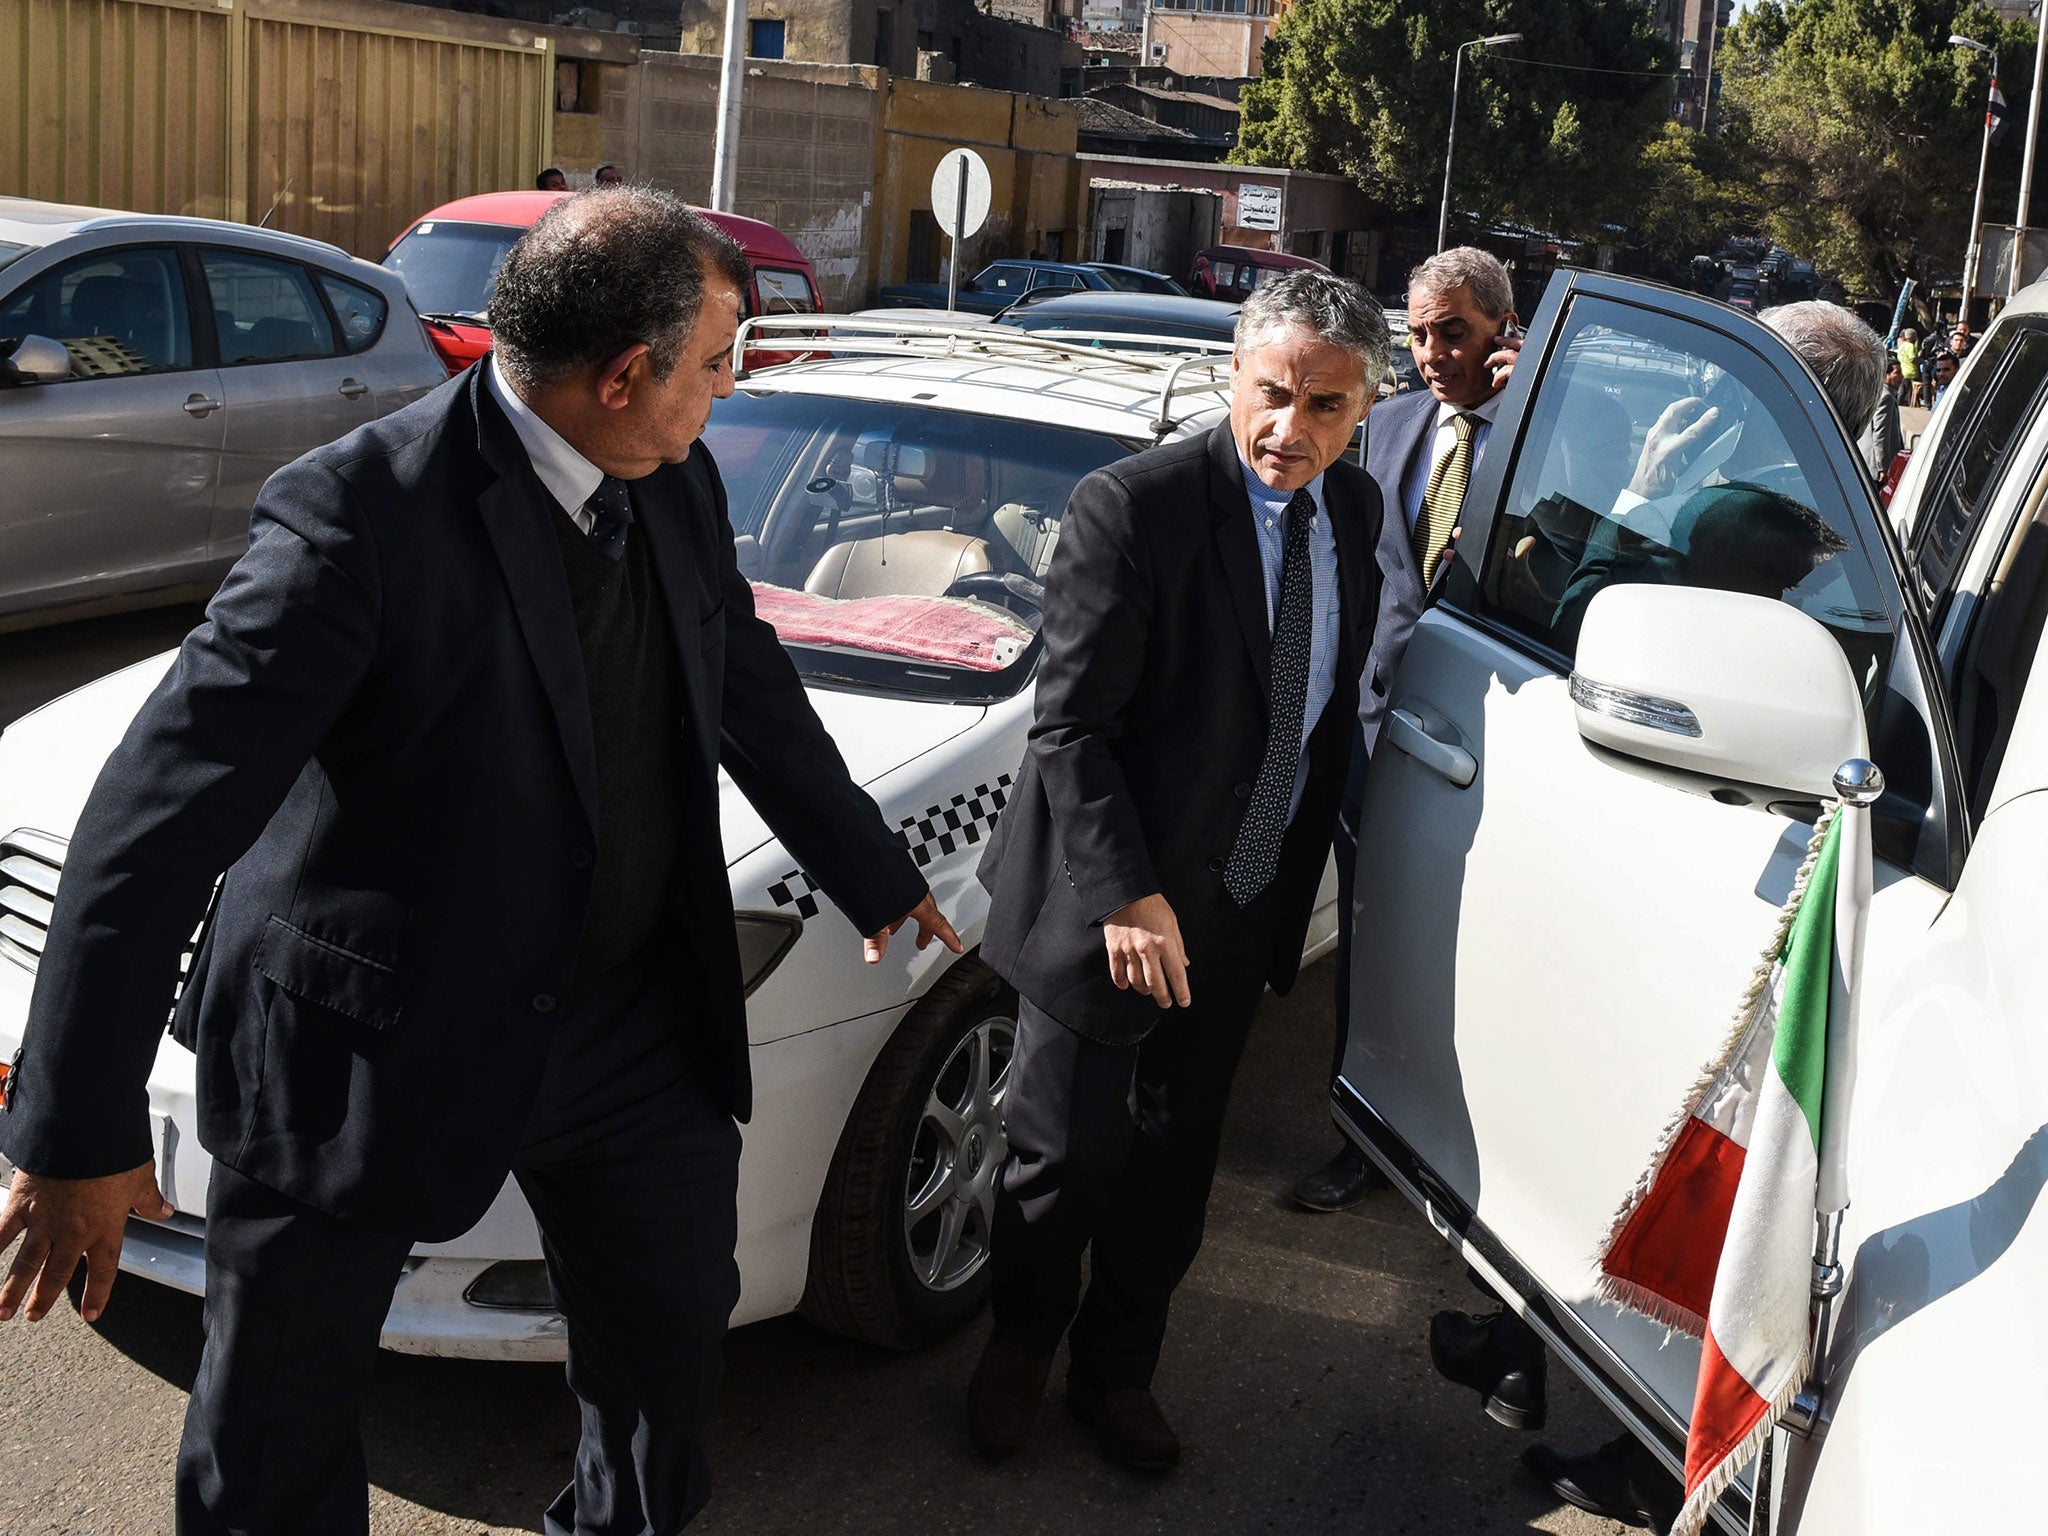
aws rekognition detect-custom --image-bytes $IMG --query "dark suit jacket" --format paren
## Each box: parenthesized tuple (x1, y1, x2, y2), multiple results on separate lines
(977, 423, 1382, 1044)
(1357, 387, 1441, 762)
(0, 364, 925, 1241)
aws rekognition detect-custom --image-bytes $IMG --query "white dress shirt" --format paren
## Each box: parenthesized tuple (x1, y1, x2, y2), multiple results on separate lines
(1400, 391, 1505, 533)
(488, 357, 606, 531)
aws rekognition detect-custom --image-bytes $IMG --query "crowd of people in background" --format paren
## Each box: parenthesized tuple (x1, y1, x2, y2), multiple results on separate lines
(1890, 319, 1972, 412)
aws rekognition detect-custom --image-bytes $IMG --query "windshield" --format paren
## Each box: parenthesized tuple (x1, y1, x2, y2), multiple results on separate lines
(0, 242, 28, 276)
(383, 220, 521, 320)
(1096, 268, 1184, 296)
(705, 391, 1134, 699)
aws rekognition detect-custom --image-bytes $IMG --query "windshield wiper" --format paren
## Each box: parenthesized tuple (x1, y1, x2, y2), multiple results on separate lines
(419, 310, 488, 326)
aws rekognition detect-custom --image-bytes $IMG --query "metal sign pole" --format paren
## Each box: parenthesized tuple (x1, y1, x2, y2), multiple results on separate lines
(2014, 16, 2048, 296)
(946, 155, 967, 313)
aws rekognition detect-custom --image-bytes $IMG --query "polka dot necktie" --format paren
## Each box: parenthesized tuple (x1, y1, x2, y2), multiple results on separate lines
(582, 475, 635, 561)
(1225, 487, 1316, 908)
(1411, 411, 1479, 577)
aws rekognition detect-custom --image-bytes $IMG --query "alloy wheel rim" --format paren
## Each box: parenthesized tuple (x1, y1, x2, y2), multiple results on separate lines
(902, 1011, 1016, 1293)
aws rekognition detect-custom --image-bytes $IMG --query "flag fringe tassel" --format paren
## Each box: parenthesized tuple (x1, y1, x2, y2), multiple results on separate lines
(1591, 805, 1840, 1331)
(1669, 1344, 1811, 1536)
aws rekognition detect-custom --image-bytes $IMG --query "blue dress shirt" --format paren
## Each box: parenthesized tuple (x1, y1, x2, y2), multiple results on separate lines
(1238, 457, 1341, 818)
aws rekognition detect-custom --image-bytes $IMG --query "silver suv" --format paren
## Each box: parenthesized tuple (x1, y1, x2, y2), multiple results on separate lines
(0, 199, 447, 631)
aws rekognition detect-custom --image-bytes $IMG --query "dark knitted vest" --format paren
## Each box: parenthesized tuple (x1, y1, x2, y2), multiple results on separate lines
(550, 506, 686, 986)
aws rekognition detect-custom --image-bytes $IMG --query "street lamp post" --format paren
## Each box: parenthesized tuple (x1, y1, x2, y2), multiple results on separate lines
(1438, 32, 1523, 254)
(1950, 33, 1998, 323)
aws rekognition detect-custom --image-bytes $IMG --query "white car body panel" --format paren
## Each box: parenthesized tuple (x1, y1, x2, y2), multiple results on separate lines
(1342, 272, 2048, 1533)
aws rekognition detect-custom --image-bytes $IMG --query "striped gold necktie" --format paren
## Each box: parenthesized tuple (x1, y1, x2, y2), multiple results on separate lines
(1411, 411, 1480, 576)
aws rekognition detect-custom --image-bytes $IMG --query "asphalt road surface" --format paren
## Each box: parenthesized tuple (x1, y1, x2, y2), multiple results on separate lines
(0, 609, 1640, 1536)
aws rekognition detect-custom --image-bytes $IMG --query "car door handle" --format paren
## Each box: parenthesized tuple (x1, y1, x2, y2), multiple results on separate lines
(182, 393, 222, 417)
(1386, 707, 1477, 788)
(337, 378, 370, 400)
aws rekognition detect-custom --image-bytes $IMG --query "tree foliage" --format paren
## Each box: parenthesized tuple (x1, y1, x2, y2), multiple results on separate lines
(1719, 0, 2039, 295)
(1234, 0, 1678, 243)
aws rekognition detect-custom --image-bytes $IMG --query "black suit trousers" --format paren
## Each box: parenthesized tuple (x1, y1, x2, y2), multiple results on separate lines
(989, 891, 1279, 1390)
(174, 967, 742, 1536)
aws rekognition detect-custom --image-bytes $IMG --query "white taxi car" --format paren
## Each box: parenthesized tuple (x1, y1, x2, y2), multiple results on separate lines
(1339, 274, 2048, 1532)
(0, 318, 1341, 1358)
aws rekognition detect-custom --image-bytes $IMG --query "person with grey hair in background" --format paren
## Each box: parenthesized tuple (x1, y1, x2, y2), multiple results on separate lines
(968, 271, 1389, 1473)
(0, 186, 959, 1535)
(1749, 301, 1894, 481)
(1291, 244, 1523, 1217)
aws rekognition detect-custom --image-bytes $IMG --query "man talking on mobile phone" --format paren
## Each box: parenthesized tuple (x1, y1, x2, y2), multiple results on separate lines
(1291, 247, 1521, 1216)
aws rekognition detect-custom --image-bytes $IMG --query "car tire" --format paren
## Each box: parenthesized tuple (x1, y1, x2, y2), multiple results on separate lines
(802, 956, 1017, 1351)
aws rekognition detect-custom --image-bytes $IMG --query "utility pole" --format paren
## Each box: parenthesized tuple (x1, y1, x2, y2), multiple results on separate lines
(1950, 34, 1998, 322)
(2012, 6, 2047, 296)
(710, 0, 747, 213)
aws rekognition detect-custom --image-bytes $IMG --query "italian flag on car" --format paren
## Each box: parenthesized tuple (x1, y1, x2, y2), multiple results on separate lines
(1597, 813, 1843, 1536)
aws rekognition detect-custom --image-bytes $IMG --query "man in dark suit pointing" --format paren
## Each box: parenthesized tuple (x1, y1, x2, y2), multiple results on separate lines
(968, 272, 1389, 1471)
(0, 188, 957, 1535)
(1291, 246, 1521, 1215)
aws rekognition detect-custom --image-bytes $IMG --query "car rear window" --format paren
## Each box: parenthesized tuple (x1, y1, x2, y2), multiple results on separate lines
(1906, 319, 2048, 610)
(705, 390, 1132, 699)
(384, 220, 518, 321)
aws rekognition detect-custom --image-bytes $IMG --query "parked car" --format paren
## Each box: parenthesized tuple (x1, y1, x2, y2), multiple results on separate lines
(995, 290, 1238, 349)
(0, 314, 1340, 1359)
(384, 191, 822, 373)
(876, 259, 1127, 315)
(1083, 262, 1189, 296)
(1338, 272, 2048, 1532)
(0, 197, 445, 632)
(1186, 244, 1327, 300)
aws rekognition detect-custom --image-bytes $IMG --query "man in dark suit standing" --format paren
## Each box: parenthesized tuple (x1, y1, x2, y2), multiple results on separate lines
(1290, 246, 1520, 1215)
(968, 272, 1389, 1471)
(0, 188, 957, 1535)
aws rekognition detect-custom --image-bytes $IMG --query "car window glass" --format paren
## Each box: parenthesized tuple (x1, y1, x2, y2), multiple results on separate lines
(316, 272, 389, 353)
(1469, 300, 1898, 719)
(982, 265, 1030, 293)
(0, 246, 192, 377)
(203, 250, 337, 364)
(0, 242, 28, 276)
(1907, 320, 2048, 610)
(755, 268, 816, 315)
(383, 221, 519, 320)
(1033, 271, 1084, 291)
(704, 391, 1129, 697)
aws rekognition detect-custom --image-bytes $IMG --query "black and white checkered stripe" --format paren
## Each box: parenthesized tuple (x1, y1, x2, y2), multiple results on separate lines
(895, 774, 1013, 870)
(761, 773, 1015, 918)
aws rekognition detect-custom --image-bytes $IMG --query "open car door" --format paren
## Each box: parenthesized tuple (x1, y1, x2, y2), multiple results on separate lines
(1335, 272, 1968, 1531)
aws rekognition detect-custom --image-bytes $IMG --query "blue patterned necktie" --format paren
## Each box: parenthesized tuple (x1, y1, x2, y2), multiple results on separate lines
(581, 475, 634, 561)
(1225, 486, 1316, 906)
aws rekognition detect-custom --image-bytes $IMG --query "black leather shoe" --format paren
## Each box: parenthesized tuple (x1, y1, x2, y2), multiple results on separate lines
(1066, 1374, 1182, 1473)
(1522, 1435, 1683, 1533)
(1290, 1143, 1388, 1212)
(1428, 1308, 1546, 1430)
(967, 1336, 1054, 1459)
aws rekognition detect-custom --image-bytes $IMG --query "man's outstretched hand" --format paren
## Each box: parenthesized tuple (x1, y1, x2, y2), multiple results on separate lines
(864, 891, 965, 965)
(1103, 892, 1192, 1009)
(0, 1162, 172, 1325)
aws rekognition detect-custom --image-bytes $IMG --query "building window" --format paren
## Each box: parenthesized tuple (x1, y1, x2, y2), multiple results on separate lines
(876, 7, 894, 67)
(908, 209, 941, 283)
(749, 18, 785, 58)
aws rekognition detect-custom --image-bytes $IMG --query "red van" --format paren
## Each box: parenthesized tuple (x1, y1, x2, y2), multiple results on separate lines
(384, 190, 822, 373)
(1186, 244, 1328, 301)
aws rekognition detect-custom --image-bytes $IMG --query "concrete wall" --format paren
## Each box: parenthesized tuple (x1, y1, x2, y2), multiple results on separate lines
(606, 53, 884, 306)
(874, 78, 1088, 288)
(1087, 183, 1220, 279)
(1148, 12, 1267, 78)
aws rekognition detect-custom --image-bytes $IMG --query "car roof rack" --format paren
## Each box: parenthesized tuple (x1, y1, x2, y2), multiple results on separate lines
(731, 312, 1232, 438)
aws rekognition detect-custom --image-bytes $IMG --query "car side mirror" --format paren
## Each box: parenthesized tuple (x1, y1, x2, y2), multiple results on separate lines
(1570, 585, 1867, 800)
(1, 335, 74, 385)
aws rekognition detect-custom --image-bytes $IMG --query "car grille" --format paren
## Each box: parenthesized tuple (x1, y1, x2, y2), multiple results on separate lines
(0, 829, 64, 973)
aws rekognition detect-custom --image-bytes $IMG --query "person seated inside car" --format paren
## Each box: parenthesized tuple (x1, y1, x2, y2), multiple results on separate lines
(1491, 387, 1637, 625)
(1548, 480, 1849, 651)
